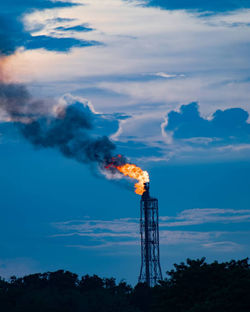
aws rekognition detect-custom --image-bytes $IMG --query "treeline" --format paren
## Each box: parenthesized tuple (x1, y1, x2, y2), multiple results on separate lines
(0, 258, 250, 312)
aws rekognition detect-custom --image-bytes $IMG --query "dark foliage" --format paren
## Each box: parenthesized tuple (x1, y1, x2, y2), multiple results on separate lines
(0, 258, 250, 312)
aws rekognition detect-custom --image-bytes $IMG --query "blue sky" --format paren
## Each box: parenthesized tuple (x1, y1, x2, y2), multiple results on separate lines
(144, 0, 250, 11)
(0, 0, 250, 284)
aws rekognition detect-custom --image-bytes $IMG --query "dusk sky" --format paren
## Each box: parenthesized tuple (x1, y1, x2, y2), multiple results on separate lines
(0, 0, 250, 285)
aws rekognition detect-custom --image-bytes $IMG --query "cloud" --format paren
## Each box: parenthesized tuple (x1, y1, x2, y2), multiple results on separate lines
(149, 72, 185, 79)
(202, 241, 242, 252)
(154, 72, 177, 78)
(7, 2, 250, 118)
(65, 231, 219, 249)
(52, 217, 139, 237)
(165, 102, 250, 145)
(2, 0, 250, 164)
(0, 0, 97, 56)
(47, 17, 77, 23)
(51, 208, 250, 250)
(160, 208, 250, 227)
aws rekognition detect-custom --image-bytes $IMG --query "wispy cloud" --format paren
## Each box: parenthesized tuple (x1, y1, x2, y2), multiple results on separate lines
(160, 208, 250, 227)
(51, 208, 250, 251)
(149, 72, 185, 79)
(53, 217, 139, 235)
(202, 241, 242, 252)
(4, 0, 250, 164)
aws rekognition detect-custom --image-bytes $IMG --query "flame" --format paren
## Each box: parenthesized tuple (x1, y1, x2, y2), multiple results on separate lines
(104, 155, 150, 195)
(116, 164, 149, 195)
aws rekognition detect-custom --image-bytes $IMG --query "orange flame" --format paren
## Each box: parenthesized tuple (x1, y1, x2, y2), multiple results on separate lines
(116, 164, 149, 195)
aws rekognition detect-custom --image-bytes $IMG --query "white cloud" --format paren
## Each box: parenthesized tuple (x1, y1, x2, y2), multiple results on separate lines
(52, 217, 139, 235)
(151, 72, 185, 79)
(160, 208, 250, 227)
(51, 209, 250, 250)
(3, 0, 250, 162)
(7, 2, 250, 107)
(202, 241, 242, 252)
(160, 230, 220, 245)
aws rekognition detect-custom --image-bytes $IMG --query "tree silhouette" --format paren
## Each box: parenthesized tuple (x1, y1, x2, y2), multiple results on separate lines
(0, 258, 249, 312)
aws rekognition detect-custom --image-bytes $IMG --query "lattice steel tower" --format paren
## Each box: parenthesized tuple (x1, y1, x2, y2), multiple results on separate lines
(139, 182, 163, 287)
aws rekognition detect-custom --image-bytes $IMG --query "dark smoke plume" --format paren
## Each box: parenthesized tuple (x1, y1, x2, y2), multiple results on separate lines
(0, 7, 125, 174)
(0, 82, 119, 166)
(21, 103, 116, 164)
(0, 82, 51, 120)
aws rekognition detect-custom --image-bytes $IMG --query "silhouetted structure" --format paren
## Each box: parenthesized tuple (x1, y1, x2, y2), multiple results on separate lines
(139, 182, 162, 286)
(1, 258, 250, 311)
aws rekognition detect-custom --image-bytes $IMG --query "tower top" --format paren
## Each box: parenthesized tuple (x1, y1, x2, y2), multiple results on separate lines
(142, 182, 150, 200)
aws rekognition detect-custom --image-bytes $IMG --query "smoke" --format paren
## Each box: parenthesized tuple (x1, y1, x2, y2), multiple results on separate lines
(0, 25, 117, 168)
(20, 103, 116, 165)
(0, 11, 126, 177)
(0, 82, 120, 168)
(0, 82, 53, 121)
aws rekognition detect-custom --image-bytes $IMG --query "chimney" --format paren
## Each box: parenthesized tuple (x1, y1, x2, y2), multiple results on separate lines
(138, 182, 163, 286)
